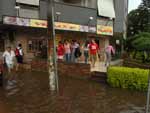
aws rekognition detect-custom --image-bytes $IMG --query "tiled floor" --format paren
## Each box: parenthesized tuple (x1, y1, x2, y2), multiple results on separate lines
(91, 62, 107, 72)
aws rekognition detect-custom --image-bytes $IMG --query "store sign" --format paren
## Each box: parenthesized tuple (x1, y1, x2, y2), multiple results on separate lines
(17, 18, 30, 26)
(3, 16, 30, 26)
(3, 16, 97, 33)
(30, 19, 47, 28)
(55, 22, 80, 31)
(80, 25, 89, 32)
(3, 16, 17, 25)
(79, 25, 96, 33)
(97, 25, 113, 36)
(89, 26, 97, 33)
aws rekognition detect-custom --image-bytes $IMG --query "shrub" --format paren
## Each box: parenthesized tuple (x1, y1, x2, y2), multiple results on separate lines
(107, 67, 149, 91)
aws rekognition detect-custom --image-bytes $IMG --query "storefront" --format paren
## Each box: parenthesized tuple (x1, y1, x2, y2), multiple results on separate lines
(2, 16, 113, 62)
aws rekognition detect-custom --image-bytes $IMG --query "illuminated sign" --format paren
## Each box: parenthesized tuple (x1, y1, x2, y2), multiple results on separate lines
(55, 22, 80, 31)
(3, 16, 17, 25)
(97, 25, 113, 36)
(3, 16, 30, 26)
(80, 25, 89, 32)
(3, 16, 97, 33)
(30, 19, 47, 28)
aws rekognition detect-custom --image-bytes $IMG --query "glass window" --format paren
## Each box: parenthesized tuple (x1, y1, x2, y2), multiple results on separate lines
(28, 39, 45, 52)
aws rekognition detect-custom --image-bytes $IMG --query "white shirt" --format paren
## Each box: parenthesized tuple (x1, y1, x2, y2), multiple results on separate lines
(17, 47, 23, 56)
(3, 50, 15, 65)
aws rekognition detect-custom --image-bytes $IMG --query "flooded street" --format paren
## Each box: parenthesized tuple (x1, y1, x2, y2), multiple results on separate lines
(0, 71, 147, 113)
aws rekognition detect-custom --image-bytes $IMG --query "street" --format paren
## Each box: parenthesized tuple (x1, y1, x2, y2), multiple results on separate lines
(0, 71, 147, 113)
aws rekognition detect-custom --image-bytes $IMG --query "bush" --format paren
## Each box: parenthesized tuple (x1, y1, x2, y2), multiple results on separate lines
(107, 67, 149, 91)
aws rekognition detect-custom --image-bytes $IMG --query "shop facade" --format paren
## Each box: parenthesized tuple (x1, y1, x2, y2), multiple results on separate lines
(0, 15, 114, 62)
(0, 0, 115, 63)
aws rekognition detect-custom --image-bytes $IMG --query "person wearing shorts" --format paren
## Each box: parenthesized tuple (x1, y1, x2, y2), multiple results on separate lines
(3, 47, 16, 83)
(89, 39, 99, 67)
(15, 44, 23, 71)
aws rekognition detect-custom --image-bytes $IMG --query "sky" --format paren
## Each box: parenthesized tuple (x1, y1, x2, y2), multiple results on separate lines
(128, 0, 142, 12)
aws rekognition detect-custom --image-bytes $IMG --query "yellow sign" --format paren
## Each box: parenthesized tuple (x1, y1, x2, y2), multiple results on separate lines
(97, 25, 113, 36)
(30, 19, 47, 28)
(55, 22, 80, 31)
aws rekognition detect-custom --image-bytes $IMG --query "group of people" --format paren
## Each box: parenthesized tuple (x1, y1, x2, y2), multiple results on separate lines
(2, 44, 23, 85)
(57, 40, 81, 63)
(57, 39, 115, 67)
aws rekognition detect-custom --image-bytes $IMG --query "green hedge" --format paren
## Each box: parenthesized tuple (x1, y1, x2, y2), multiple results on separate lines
(107, 67, 149, 91)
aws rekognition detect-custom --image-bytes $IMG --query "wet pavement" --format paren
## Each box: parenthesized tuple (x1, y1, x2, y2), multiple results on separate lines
(0, 71, 147, 113)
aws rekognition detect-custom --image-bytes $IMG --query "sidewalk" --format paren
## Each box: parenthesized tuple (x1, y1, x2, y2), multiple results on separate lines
(90, 59, 123, 72)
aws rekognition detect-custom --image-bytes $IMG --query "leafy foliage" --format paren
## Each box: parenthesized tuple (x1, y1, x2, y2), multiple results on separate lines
(107, 67, 149, 91)
(131, 32, 150, 51)
(127, 0, 150, 37)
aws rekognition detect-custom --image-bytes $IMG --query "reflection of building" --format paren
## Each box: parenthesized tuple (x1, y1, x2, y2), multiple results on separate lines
(0, 0, 116, 61)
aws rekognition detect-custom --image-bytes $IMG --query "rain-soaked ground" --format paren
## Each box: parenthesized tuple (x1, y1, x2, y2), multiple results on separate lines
(0, 71, 147, 113)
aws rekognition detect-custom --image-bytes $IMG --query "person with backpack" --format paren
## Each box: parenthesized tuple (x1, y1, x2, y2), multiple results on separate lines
(15, 44, 23, 71)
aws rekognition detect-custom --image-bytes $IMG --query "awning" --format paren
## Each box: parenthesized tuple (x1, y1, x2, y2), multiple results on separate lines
(97, 0, 115, 18)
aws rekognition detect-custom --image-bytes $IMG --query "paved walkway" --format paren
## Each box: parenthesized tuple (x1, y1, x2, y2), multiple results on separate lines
(90, 59, 123, 72)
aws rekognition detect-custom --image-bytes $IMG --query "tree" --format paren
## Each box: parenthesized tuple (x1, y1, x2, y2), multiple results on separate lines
(127, 0, 150, 37)
(131, 32, 150, 51)
(142, 0, 150, 8)
(129, 32, 150, 62)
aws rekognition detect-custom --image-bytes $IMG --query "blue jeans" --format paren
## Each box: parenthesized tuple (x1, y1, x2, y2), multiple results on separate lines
(84, 51, 89, 64)
(71, 52, 76, 63)
(65, 53, 71, 62)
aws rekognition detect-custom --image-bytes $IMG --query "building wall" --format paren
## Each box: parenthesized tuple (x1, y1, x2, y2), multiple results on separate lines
(40, 1, 97, 26)
(114, 0, 128, 33)
(39, 0, 48, 20)
(0, 0, 17, 21)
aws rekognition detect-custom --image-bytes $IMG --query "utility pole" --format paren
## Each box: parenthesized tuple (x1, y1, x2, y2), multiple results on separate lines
(47, 0, 59, 92)
(146, 69, 150, 113)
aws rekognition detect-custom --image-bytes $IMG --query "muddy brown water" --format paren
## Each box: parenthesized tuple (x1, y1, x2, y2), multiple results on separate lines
(0, 71, 147, 113)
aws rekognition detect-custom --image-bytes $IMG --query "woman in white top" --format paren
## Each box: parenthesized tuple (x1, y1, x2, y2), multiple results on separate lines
(3, 47, 15, 73)
(64, 40, 71, 62)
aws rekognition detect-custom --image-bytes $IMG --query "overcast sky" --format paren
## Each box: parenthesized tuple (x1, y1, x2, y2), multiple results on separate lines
(128, 0, 142, 12)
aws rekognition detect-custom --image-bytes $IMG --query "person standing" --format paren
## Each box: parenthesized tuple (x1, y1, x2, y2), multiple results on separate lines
(64, 40, 71, 62)
(57, 41, 64, 61)
(83, 41, 89, 64)
(89, 39, 99, 67)
(71, 40, 80, 63)
(15, 44, 23, 71)
(3, 47, 16, 84)
(105, 44, 115, 67)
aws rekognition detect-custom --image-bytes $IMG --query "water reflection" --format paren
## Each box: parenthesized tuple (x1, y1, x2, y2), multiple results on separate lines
(0, 71, 147, 113)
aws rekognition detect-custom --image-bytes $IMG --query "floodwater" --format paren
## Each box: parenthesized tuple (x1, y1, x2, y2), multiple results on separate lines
(0, 71, 147, 113)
